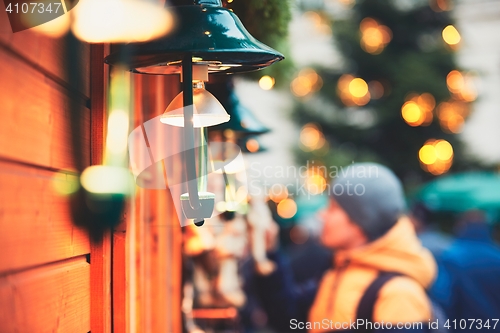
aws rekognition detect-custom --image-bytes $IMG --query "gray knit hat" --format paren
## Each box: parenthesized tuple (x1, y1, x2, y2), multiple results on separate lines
(329, 163, 406, 241)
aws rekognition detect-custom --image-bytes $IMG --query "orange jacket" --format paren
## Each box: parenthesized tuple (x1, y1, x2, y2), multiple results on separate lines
(308, 217, 437, 332)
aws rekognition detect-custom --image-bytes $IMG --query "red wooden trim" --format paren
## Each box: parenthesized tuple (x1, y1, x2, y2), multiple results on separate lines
(90, 232, 112, 333)
(112, 231, 127, 333)
(89, 43, 112, 333)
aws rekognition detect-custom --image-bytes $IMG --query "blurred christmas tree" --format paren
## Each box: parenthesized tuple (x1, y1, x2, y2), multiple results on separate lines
(292, 0, 480, 187)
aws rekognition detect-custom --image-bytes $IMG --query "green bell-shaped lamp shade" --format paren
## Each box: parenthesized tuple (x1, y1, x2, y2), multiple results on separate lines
(104, 0, 284, 74)
(206, 79, 270, 136)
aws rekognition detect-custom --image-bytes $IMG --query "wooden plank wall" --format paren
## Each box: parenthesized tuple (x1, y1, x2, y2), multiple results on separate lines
(113, 74, 183, 333)
(90, 44, 112, 333)
(0, 10, 182, 333)
(0, 9, 92, 333)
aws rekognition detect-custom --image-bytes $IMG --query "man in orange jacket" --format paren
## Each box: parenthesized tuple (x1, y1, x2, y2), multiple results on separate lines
(255, 163, 437, 332)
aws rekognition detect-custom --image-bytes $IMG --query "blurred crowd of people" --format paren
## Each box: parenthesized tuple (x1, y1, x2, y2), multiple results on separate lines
(184, 163, 500, 333)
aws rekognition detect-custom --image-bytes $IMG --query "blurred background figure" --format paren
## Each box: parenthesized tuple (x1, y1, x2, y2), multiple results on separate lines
(287, 218, 333, 286)
(254, 163, 437, 333)
(409, 202, 453, 257)
(430, 210, 500, 327)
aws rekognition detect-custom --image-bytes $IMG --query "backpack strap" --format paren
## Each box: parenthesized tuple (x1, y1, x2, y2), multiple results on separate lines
(356, 272, 401, 333)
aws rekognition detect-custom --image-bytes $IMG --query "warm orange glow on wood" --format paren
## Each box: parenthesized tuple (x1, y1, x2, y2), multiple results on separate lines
(90, 44, 112, 333)
(0, 12, 182, 332)
(0, 163, 90, 272)
(0, 257, 91, 332)
(192, 307, 239, 319)
(123, 74, 183, 333)
(0, 15, 93, 333)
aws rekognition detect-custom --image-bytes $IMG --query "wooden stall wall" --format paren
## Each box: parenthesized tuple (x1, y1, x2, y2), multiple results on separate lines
(113, 74, 183, 333)
(0, 11, 182, 333)
(0, 13, 92, 333)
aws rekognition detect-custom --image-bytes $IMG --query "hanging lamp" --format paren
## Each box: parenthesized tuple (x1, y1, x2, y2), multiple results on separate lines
(104, 0, 284, 73)
(105, 0, 283, 226)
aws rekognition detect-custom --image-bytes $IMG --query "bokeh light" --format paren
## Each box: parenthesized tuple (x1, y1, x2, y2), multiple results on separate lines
(442, 25, 461, 46)
(277, 198, 297, 219)
(245, 138, 260, 153)
(349, 78, 369, 98)
(291, 76, 312, 98)
(291, 68, 323, 98)
(259, 75, 275, 90)
(303, 11, 322, 28)
(81, 165, 133, 194)
(446, 70, 478, 102)
(303, 11, 332, 36)
(304, 168, 327, 195)
(368, 81, 385, 99)
(401, 93, 435, 126)
(72, 0, 173, 43)
(107, 110, 130, 154)
(360, 18, 392, 55)
(435, 140, 453, 161)
(402, 101, 423, 126)
(447, 70, 464, 93)
(300, 123, 326, 151)
(337, 75, 371, 106)
(268, 184, 289, 203)
(338, 0, 355, 7)
(430, 0, 453, 12)
(418, 139, 454, 175)
(437, 100, 470, 133)
(419, 144, 437, 165)
(52, 172, 80, 195)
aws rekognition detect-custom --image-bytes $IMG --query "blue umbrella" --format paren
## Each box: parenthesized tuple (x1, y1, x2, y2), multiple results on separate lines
(416, 172, 500, 221)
